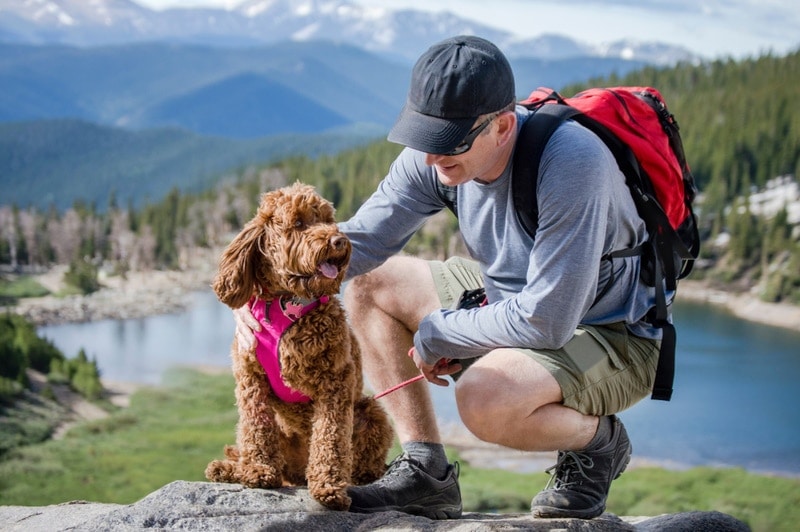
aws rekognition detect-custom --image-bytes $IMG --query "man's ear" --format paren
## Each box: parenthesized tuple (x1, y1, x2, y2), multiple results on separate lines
(494, 110, 517, 146)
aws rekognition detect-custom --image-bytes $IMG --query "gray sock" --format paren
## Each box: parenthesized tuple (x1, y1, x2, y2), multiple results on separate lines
(403, 441, 449, 479)
(584, 415, 614, 452)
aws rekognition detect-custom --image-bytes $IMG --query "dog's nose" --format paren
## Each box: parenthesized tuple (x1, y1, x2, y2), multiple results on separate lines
(330, 234, 347, 250)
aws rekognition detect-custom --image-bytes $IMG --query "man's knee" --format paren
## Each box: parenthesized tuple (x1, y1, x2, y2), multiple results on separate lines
(343, 270, 379, 313)
(344, 257, 440, 327)
(454, 350, 562, 441)
(455, 369, 509, 440)
(344, 259, 404, 314)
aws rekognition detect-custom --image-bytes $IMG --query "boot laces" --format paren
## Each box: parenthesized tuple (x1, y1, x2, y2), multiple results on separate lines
(373, 453, 415, 485)
(544, 450, 594, 490)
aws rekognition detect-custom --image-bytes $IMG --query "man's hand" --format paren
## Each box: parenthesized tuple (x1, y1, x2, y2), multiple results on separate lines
(233, 304, 260, 351)
(408, 347, 462, 387)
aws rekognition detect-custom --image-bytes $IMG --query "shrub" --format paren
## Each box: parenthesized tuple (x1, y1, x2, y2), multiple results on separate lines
(49, 349, 103, 401)
(0, 376, 23, 403)
(0, 316, 27, 383)
(0, 314, 64, 377)
(63, 258, 101, 295)
(70, 353, 102, 401)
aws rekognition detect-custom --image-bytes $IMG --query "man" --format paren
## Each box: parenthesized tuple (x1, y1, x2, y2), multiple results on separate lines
(236, 35, 661, 520)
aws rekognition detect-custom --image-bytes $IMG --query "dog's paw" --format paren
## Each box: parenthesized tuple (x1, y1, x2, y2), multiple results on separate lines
(223, 445, 240, 460)
(310, 486, 351, 511)
(205, 460, 239, 483)
(239, 463, 283, 489)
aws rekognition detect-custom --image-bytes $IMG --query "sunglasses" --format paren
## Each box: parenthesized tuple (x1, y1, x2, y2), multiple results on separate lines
(443, 113, 498, 156)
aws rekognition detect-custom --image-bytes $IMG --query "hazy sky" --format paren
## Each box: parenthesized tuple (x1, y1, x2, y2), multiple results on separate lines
(136, 0, 800, 59)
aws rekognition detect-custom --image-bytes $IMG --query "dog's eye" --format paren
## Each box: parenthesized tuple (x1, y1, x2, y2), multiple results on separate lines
(293, 219, 304, 229)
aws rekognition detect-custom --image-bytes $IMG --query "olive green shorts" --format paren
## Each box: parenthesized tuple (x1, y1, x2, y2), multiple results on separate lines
(429, 256, 660, 416)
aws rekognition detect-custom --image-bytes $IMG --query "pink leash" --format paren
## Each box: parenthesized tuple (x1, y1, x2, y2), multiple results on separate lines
(374, 374, 425, 399)
(373, 347, 452, 399)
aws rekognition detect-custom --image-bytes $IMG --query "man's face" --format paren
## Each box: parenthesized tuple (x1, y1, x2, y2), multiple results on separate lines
(424, 111, 515, 186)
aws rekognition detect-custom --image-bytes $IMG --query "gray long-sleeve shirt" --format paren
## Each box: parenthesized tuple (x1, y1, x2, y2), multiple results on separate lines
(340, 106, 664, 365)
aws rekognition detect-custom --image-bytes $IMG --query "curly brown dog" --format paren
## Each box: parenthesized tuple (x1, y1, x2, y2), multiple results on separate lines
(206, 182, 394, 510)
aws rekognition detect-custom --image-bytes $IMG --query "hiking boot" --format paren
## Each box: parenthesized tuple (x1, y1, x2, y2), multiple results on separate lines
(347, 452, 462, 519)
(531, 415, 632, 519)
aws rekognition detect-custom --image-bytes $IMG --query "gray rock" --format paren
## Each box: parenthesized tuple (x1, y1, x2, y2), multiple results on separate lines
(0, 481, 750, 531)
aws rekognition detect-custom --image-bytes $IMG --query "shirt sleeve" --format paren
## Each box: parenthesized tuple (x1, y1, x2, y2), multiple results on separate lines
(339, 148, 446, 278)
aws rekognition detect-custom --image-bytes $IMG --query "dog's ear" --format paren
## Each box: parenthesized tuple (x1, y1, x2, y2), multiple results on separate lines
(212, 220, 265, 309)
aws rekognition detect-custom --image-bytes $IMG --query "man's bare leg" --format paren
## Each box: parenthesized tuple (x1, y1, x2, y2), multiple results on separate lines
(344, 256, 443, 444)
(344, 256, 462, 518)
(455, 349, 632, 519)
(455, 348, 599, 451)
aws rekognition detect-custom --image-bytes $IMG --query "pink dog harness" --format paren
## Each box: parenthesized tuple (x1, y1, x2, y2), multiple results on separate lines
(250, 295, 330, 403)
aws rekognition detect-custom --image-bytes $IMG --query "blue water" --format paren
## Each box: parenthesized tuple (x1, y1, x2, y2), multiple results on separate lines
(38, 291, 800, 476)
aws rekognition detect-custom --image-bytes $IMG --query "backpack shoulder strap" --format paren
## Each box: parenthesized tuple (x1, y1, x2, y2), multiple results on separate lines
(512, 104, 582, 237)
(436, 180, 458, 216)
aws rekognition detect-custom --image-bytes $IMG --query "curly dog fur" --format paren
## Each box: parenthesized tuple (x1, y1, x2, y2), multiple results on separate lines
(205, 182, 394, 510)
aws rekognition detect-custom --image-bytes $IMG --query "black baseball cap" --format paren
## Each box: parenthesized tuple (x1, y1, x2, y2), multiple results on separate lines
(388, 35, 515, 154)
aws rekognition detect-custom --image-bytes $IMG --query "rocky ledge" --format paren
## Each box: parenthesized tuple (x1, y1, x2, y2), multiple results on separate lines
(0, 480, 749, 531)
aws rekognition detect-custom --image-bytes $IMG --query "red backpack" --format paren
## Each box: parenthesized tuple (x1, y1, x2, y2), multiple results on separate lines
(438, 86, 701, 400)
(519, 87, 698, 259)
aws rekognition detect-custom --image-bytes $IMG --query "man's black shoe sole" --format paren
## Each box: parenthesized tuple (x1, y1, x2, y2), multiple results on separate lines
(350, 503, 462, 519)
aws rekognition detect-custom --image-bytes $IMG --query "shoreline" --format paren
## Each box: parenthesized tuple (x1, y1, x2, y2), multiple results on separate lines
(7, 255, 217, 327)
(675, 279, 800, 332)
(8, 263, 800, 333)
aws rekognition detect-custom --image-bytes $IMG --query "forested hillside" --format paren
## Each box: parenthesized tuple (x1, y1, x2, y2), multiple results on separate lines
(1, 50, 798, 303)
(0, 119, 385, 212)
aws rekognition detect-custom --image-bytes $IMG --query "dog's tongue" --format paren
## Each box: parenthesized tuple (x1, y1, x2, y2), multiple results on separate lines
(318, 262, 339, 279)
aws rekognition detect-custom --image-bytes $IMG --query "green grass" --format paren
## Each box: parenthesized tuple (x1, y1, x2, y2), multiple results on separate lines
(0, 368, 798, 532)
(0, 276, 50, 303)
(0, 369, 238, 505)
(0, 391, 66, 456)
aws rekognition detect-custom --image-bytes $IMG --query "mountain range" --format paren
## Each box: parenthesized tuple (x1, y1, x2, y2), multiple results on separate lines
(0, 40, 652, 136)
(0, 117, 386, 211)
(0, 0, 698, 65)
(0, 0, 701, 212)
(0, 0, 701, 135)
